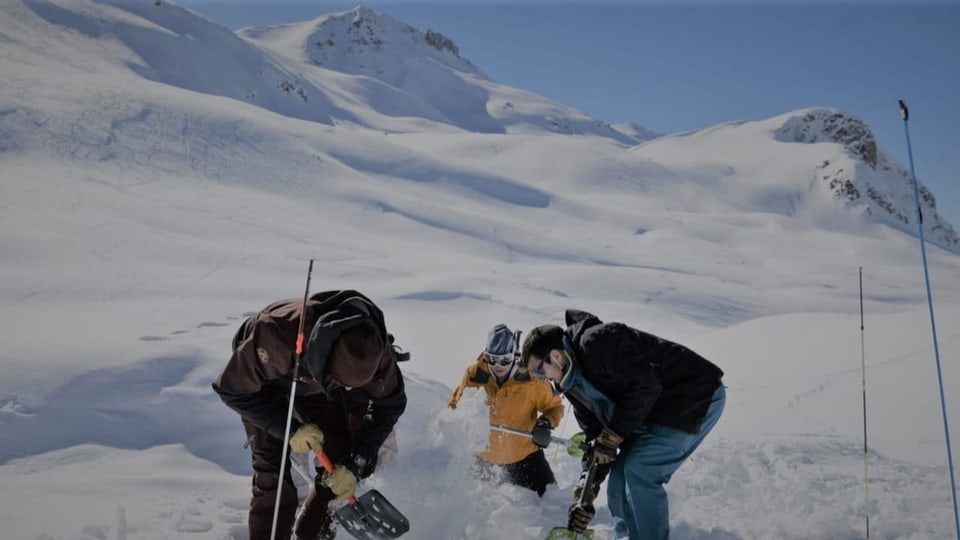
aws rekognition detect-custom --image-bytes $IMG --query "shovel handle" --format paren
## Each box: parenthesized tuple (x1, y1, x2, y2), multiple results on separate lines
(490, 423, 590, 454)
(314, 450, 359, 504)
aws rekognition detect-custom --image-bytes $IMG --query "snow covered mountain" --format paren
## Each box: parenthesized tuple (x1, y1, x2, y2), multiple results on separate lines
(237, 6, 641, 141)
(3, 1, 954, 254)
(631, 108, 960, 252)
(776, 108, 958, 250)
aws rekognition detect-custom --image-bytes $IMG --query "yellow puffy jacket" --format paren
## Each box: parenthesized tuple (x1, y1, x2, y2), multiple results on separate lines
(449, 354, 564, 465)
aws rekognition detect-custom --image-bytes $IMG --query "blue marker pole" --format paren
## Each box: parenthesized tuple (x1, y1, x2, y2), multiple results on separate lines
(898, 99, 959, 539)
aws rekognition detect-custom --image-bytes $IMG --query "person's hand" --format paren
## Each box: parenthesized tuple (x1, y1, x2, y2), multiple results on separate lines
(592, 427, 623, 465)
(567, 502, 595, 532)
(289, 423, 324, 453)
(531, 416, 553, 448)
(324, 465, 358, 500)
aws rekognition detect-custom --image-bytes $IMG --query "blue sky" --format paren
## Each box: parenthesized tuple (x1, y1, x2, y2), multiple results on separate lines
(182, 0, 960, 227)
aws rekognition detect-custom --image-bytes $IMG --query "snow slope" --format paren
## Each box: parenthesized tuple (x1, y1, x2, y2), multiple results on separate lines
(2, 1, 959, 539)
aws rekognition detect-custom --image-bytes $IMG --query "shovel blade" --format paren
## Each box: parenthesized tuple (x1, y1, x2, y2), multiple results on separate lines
(335, 489, 410, 540)
(544, 526, 595, 540)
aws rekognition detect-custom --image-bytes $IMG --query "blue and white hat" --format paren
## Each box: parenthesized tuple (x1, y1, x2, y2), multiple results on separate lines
(484, 324, 520, 364)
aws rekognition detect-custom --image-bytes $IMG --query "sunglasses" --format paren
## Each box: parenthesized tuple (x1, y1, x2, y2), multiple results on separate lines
(530, 355, 551, 379)
(483, 352, 515, 366)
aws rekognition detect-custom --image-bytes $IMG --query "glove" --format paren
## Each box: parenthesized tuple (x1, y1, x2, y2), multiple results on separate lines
(289, 423, 324, 453)
(324, 465, 358, 501)
(568, 502, 596, 532)
(592, 427, 623, 465)
(531, 416, 553, 448)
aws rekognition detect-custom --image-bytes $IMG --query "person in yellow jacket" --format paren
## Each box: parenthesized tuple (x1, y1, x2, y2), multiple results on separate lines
(449, 324, 565, 496)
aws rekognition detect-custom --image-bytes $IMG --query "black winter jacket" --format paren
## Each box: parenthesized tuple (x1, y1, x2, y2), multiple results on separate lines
(564, 309, 723, 438)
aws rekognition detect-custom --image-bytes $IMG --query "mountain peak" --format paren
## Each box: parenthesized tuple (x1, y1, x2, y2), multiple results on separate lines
(774, 108, 877, 168)
(336, 5, 460, 55)
(305, 5, 479, 80)
(239, 5, 643, 141)
(772, 107, 958, 251)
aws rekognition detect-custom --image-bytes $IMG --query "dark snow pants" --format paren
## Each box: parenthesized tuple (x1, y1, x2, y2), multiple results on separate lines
(474, 448, 557, 496)
(243, 395, 354, 540)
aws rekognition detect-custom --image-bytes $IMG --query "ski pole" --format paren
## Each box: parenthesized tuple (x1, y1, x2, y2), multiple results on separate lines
(270, 259, 314, 540)
(489, 423, 590, 455)
(898, 99, 959, 540)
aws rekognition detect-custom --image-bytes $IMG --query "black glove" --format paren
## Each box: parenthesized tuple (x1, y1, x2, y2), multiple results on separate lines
(568, 502, 596, 532)
(531, 416, 552, 448)
(592, 426, 623, 465)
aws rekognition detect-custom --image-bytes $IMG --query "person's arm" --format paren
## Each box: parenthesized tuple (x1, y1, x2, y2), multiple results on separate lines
(345, 354, 407, 478)
(448, 355, 485, 409)
(212, 320, 298, 439)
(536, 382, 565, 428)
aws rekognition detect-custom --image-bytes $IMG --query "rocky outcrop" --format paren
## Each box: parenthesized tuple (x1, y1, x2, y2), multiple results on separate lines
(775, 109, 877, 168)
(777, 108, 958, 252)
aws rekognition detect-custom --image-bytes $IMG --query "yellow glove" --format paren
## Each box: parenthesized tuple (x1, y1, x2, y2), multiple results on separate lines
(324, 465, 358, 501)
(289, 423, 324, 453)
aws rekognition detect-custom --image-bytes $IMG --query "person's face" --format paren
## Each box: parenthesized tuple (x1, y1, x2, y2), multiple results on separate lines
(527, 350, 565, 382)
(484, 351, 514, 377)
(489, 360, 513, 377)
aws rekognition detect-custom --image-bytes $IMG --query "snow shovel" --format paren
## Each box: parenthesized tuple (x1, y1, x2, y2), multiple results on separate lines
(544, 454, 600, 540)
(314, 450, 410, 539)
(489, 423, 591, 457)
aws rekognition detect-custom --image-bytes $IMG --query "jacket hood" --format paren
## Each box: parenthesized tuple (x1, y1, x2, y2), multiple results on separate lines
(564, 309, 603, 345)
(328, 320, 385, 388)
(303, 292, 387, 381)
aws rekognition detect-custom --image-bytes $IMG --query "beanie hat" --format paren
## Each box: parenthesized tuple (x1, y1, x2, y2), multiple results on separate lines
(328, 321, 385, 388)
(520, 325, 565, 364)
(484, 324, 518, 359)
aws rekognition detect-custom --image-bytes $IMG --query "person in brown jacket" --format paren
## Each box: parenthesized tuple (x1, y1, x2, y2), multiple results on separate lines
(213, 290, 407, 540)
(448, 324, 564, 496)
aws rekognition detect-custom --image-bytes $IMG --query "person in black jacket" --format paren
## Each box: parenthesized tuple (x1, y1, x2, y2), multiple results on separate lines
(213, 291, 407, 540)
(522, 310, 724, 540)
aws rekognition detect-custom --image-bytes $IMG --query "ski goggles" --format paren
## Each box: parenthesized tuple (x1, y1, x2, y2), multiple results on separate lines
(483, 351, 515, 366)
(529, 355, 550, 380)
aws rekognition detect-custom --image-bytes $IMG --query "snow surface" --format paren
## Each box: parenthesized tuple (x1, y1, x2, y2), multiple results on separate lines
(2, 1, 960, 539)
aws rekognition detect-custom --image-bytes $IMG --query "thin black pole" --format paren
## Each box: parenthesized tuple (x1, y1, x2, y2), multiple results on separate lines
(270, 259, 314, 540)
(860, 266, 870, 539)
